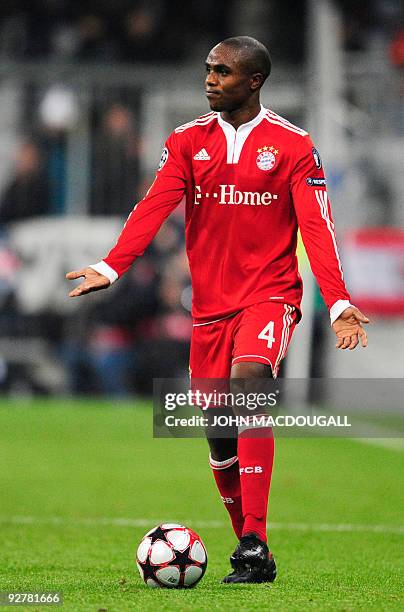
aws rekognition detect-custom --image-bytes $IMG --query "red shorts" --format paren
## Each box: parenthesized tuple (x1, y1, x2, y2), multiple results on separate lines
(190, 302, 298, 380)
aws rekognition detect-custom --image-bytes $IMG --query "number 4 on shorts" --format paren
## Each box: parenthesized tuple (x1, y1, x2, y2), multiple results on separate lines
(258, 321, 275, 348)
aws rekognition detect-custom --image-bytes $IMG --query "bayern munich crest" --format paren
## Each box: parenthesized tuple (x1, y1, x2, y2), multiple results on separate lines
(256, 145, 279, 171)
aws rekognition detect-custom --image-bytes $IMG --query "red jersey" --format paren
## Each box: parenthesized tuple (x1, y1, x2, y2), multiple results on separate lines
(93, 105, 351, 324)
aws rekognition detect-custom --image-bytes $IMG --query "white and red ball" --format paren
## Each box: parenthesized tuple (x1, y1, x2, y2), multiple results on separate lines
(136, 523, 207, 588)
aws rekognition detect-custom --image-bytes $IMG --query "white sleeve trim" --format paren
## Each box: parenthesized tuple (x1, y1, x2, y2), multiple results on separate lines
(330, 300, 352, 325)
(89, 261, 119, 284)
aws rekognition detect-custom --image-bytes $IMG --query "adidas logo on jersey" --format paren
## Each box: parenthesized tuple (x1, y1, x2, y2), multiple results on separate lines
(193, 148, 210, 161)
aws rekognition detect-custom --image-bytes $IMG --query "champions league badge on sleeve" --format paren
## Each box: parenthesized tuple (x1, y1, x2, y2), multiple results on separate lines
(256, 145, 279, 171)
(306, 177, 326, 186)
(158, 147, 169, 171)
(312, 147, 322, 169)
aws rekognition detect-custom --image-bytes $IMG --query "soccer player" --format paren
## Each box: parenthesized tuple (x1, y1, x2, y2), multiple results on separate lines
(67, 36, 369, 584)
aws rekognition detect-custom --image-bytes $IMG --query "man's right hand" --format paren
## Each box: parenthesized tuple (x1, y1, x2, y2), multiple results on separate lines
(66, 267, 110, 297)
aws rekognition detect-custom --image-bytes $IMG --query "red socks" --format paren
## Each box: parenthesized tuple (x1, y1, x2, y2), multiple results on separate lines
(237, 427, 275, 543)
(209, 428, 274, 543)
(209, 455, 244, 539)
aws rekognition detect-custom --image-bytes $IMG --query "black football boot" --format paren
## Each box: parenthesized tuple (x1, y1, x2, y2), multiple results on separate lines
(222, 533, 277, 584)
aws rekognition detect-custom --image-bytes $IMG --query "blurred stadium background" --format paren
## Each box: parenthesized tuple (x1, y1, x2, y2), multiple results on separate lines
(1, 3, 403, 608)
(0, 0, 403, 397)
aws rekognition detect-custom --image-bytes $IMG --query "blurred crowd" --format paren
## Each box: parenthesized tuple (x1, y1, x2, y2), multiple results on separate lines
(0, 93, 192, 396)
(1, 1, 402, 65)
(0, 0, 237, 64)
(0, 95, 144, 219)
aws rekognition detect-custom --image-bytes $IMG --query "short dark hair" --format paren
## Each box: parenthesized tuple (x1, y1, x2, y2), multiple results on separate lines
(220, 36, 272, 83)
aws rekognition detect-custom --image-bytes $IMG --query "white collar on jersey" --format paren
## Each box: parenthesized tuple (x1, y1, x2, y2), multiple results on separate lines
(217, 104, 267, 164)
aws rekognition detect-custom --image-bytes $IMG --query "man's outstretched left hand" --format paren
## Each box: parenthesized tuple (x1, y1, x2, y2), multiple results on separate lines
(332, 306, 370, 350)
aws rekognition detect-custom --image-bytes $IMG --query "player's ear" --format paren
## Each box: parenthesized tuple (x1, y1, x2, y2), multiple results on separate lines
(250, 73, 263, 92)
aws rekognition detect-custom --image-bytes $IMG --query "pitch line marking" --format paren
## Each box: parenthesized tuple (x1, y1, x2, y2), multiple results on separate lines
(353, 437, 404, 452)
(1, 516, 403, 534)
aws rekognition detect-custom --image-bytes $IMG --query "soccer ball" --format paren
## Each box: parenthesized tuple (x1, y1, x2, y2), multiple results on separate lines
(136, 523, 208, 588)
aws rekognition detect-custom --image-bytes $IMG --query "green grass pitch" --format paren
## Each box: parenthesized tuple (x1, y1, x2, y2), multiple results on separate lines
(0, 399, 403, 611)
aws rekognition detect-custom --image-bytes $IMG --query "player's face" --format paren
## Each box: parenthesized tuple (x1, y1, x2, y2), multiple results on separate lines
(205, 45, 253, 112)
